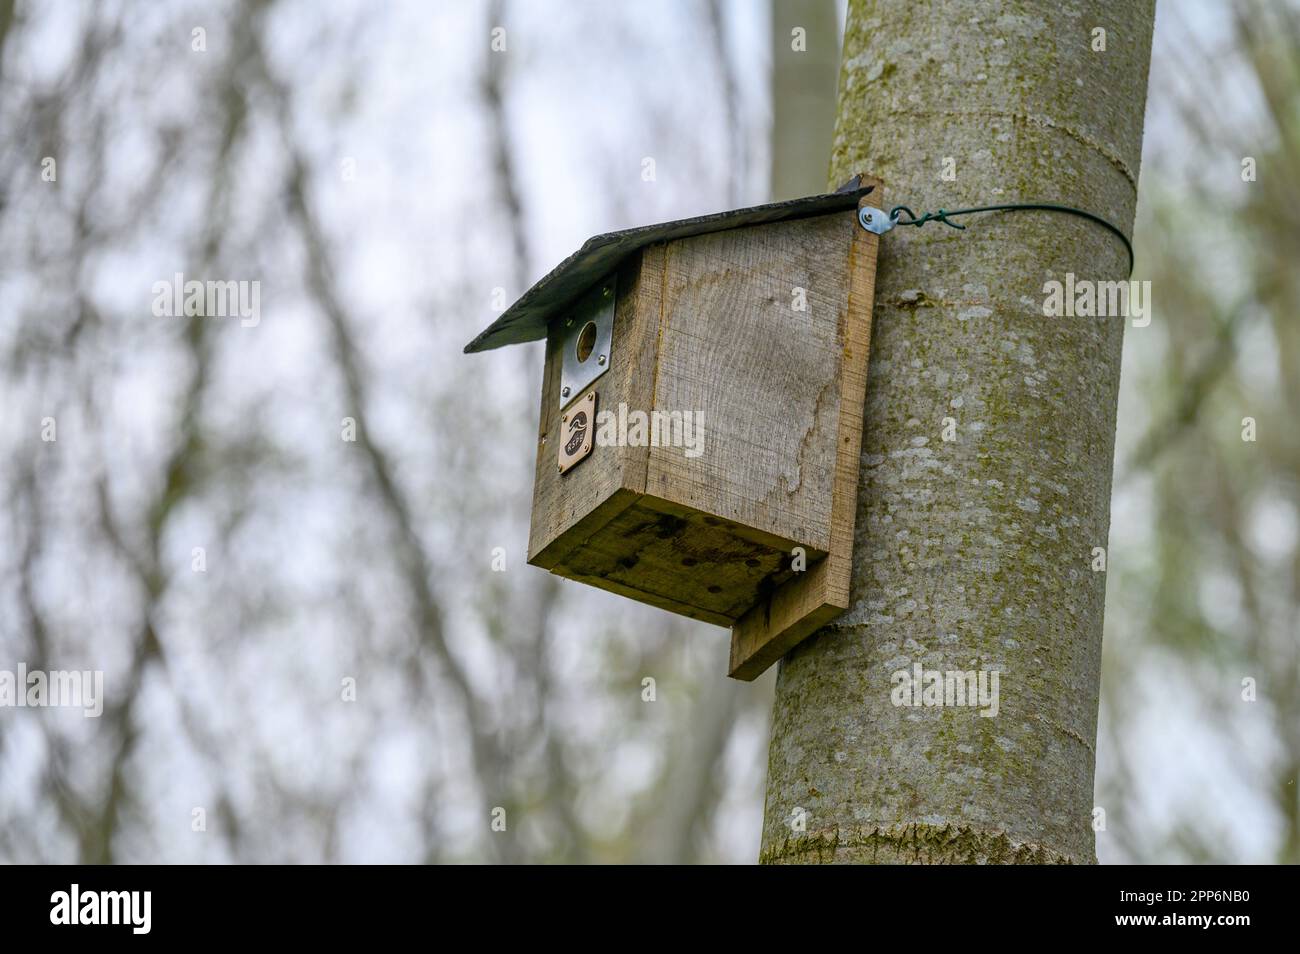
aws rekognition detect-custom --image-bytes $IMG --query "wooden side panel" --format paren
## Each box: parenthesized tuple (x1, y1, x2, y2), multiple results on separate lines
(645, 212, 856, 555)
(528, 249, 664, 567)
(729, 181, 882, 680)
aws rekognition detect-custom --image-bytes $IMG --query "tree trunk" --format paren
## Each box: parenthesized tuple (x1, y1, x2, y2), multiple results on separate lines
(769, 0, 840, 201)
(761, 0, 1155, 864)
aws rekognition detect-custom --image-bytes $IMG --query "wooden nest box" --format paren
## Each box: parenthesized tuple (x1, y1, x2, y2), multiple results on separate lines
(465, 174, 883, 679)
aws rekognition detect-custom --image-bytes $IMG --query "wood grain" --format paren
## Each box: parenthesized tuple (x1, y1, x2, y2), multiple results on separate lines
(528, 250, 661, 567)
(646, 213, 855, 554)
(524, 184, 881, 680)
(729, 179, 882, 679)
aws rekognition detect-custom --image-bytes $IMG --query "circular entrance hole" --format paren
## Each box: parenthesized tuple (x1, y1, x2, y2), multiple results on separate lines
(575, 321, 597, 363)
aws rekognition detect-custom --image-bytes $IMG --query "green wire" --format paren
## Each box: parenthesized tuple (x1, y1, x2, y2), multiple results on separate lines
(888, 203, 1135, 278)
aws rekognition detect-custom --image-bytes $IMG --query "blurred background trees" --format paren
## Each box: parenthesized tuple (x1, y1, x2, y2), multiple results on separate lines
(1100, 0, 1300, 864)
(0, 0, 1295, 863)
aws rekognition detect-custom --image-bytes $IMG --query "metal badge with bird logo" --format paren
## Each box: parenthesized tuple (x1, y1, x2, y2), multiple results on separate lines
(558, 390, 597, 475)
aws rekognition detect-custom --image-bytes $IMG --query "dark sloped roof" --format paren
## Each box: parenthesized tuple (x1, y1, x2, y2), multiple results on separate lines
(463, 176, 874, 353)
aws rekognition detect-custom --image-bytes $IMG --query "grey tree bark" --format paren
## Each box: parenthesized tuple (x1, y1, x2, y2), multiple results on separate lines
(761, 0, 1155, 864)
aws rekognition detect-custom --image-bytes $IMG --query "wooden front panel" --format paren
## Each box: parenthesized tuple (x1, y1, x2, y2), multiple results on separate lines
(528, 250, 663, 567)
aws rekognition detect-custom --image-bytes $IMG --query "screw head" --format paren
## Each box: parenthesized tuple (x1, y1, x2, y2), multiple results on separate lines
(597, 354, 606, 366)
(562, 414, 569, 423)
(561, 386, 571, 398)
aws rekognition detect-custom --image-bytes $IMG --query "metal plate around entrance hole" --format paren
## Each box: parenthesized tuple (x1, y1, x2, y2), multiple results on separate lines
(559, 277, 615, 412)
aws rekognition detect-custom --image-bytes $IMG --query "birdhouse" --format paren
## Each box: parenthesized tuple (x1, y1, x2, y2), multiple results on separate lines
(465, 174, 883, 679)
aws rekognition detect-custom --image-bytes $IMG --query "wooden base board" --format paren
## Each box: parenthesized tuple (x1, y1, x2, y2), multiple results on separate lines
(727, 179, 882, 681)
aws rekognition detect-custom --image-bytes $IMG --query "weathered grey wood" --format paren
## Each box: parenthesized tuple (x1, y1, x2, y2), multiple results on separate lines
(646, 212, 855, 553)
(729, 182, 882, 680)
(528, 205, 874, 672)
(528, 252, 660, 567)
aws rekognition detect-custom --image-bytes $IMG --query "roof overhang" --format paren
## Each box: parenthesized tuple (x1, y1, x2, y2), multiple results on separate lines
(463, 176, 874, 353)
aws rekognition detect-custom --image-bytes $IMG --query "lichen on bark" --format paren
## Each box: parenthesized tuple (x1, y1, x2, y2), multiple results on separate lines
(761, 822, 1074, 865)
(761, 0, 1155, 865)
